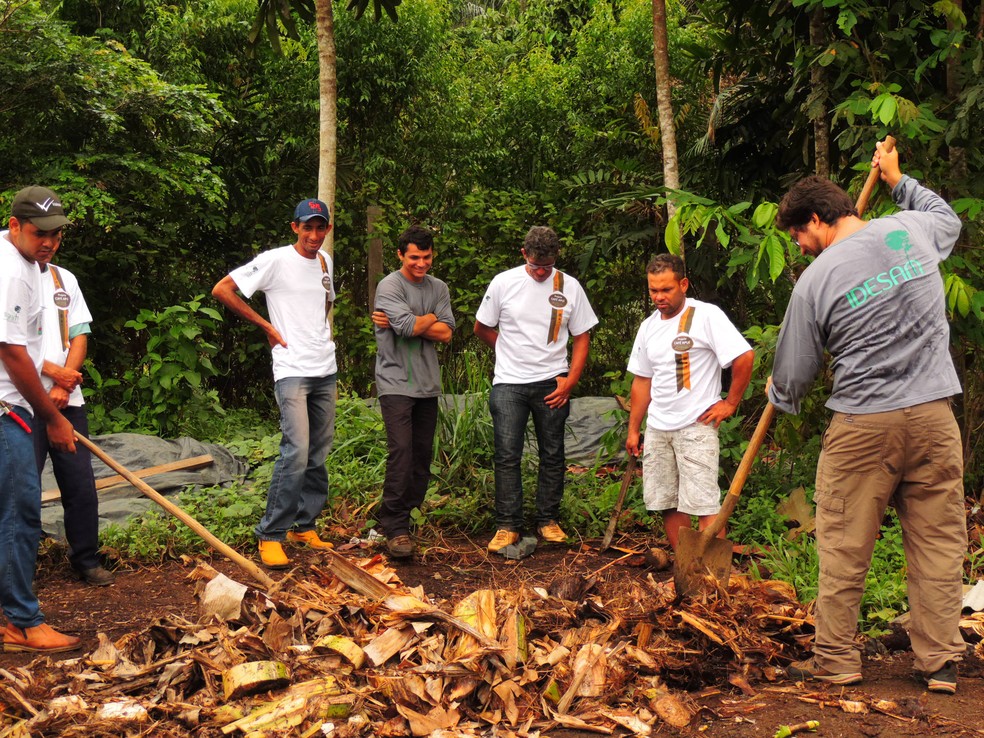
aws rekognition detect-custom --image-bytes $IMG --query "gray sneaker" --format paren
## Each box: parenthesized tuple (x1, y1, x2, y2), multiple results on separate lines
(387, 535, 414, 559)
(924, 660, 957, 694)
(786, 657, 862, 685)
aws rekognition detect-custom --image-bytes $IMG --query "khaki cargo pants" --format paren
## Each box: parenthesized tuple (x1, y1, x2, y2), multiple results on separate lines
(813, 399, 966, 674)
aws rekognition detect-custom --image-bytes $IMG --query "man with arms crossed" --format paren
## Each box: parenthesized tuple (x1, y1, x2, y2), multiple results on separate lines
(475, 226, 598, 552)
(34, 235, 115, 587)
(371, 225, 455, 559)
(213, 198, 337, 569)
(770, 142, 966, 693)
(625, 253, 754, 551)
(1, 186, 81, 652)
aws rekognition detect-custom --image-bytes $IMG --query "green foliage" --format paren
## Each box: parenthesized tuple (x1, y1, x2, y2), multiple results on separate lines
(87, 296, 224, 437)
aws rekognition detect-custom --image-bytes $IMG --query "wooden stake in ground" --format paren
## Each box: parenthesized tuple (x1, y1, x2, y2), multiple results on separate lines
(75, 434, 275, 590)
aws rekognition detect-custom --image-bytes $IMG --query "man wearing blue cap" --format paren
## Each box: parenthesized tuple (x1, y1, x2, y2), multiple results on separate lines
(213, 198, 338, 569)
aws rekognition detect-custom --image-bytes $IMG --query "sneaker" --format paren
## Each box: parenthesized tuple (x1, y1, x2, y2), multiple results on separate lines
(76, 565, 115, 587)
(924, 660, 957, 694)
(3, 623, 81, 654)
(387, 535, 414, 559)
(488, 529, 520, 553)
(786, 657, 862, 685)
(538, 521, 568, 543)
(286, 530, 334, 550)
(258, 540, 290, 569)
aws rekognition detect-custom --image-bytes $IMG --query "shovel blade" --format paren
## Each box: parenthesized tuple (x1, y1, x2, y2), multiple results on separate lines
(673, 526, 734, 597)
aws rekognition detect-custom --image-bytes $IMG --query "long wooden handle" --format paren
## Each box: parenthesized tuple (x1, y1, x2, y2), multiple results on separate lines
(600, 453, 638, 551)
(854, 135, 896, 217)
(702, 403, 776, 540)
(76, 433, 275, 590)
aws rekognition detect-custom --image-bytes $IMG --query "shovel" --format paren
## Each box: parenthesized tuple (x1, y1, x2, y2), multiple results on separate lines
(74, 433, 276, 590)
(673, 402, 775, 597)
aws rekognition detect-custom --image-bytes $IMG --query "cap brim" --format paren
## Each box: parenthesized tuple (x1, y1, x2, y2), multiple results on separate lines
(29, 214, 72, 230)
(298, 214, 329, 223)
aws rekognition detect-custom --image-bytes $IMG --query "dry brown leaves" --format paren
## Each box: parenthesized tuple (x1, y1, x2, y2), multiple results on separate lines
(0, 555, 814, 737)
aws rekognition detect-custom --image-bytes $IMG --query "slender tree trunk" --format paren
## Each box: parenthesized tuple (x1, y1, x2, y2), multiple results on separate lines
(809, 7, 830, 178)
(316, 0, 337, 257)
(946, 0, 967, 200)
(651, 0, 680, 230)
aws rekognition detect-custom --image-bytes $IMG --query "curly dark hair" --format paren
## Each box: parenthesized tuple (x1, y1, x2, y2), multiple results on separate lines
(523, 226, 561, 261)
(397, 224, 434, 255)
(776, 175, 858, 230)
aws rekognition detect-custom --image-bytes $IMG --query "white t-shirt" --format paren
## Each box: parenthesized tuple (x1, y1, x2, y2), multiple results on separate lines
(627, 297, 752, 431)
(41, 264, 92, 407)
(229, 245, 337, 382)
(0, 231, 44, 413)
(476, 265, 598, 384)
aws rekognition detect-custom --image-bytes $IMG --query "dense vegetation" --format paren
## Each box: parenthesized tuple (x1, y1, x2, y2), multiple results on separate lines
(4, 0, 984, 630)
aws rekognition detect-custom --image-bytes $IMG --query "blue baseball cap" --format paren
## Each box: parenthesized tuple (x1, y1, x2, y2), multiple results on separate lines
(293, 198, 330, 223)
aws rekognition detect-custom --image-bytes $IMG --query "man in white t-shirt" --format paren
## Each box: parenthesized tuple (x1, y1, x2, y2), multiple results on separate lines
(1, 185, 80, 654)
(34, 242, 114, 587)
(212, 198, 338, 569)
(625, 253, 754, 551)
(474, 226, 598, 552)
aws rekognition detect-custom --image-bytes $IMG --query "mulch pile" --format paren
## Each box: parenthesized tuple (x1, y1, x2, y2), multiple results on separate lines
(0, 544, 823, 737)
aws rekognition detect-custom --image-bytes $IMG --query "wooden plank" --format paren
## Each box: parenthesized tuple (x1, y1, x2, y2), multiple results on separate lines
(42, 454, 214, 503)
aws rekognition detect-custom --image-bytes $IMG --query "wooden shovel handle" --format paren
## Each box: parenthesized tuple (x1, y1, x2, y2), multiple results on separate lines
(75, 433, 275, 590)
(600, 453, 638, 551)
(854, 135, 896, 217)
(703, 403, 776, 540)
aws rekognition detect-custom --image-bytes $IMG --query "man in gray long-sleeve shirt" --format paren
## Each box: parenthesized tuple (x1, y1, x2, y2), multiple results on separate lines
(371, 225, 455, 558)
(769, 142, 966, 693)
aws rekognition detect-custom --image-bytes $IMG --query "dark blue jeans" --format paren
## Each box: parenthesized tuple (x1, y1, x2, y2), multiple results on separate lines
(35, 405, 101, 571)
(0, 407, 45, 628)
(256, 374, 336, 541)
(488, 381, 569, 533)
(376, 395, 439, 538)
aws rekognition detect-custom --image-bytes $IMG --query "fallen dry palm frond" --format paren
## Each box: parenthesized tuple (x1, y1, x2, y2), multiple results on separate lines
(0, 555, 815, 736)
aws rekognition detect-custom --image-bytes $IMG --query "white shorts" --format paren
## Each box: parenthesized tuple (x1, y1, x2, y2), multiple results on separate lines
(642, 422, 721, 516)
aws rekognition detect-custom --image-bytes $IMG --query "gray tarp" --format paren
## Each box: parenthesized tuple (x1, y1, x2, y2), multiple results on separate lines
(40, 398, 624, 536)
(41, 433, 246, 536)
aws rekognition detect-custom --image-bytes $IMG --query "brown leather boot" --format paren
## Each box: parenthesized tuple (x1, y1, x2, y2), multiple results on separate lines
(3, 622, 81, 653)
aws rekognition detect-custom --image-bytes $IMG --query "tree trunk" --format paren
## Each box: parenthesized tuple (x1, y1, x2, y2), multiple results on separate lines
(809, 7, 830, 178)
(651, 0, 680, 231)
(316, 0, 338, 257)
(946, 0, 967, 200)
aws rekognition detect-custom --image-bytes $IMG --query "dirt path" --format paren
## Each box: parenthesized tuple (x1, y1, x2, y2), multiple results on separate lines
(3, 531, 982, 737)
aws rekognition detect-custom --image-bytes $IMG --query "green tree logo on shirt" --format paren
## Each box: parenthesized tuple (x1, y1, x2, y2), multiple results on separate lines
(885, 230, 911, 252)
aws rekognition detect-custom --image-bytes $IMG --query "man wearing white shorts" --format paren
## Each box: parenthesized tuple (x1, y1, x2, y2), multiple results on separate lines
(625, 254, 754, 550)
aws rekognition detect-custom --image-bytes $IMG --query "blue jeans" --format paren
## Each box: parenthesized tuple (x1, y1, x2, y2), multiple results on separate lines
(255, 374, 336, 541)
(35, 405, 102, 571)
(489, 381, 569, 533)
(0, 407, 45, 627)
(377, 395, 439, 538)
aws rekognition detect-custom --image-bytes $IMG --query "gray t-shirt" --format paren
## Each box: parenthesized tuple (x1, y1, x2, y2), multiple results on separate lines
(769, 175, 962, 415)
(373, 271, 455, 397)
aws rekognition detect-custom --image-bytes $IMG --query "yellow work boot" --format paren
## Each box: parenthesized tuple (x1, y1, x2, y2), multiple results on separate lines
(488, 529, 519, 553)
(538, 521, 568, 543)
(286, 530, 334, 550)
(258, 540, 290, 569)
(3, 622, 81, 654)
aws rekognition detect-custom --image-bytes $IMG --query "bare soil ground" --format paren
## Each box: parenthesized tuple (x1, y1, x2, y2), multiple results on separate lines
(4, 530, 983, 737)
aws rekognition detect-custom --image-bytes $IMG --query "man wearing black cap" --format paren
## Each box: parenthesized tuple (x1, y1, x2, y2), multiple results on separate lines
(1, 186, 81, 652)
(212, 198, 338, 569)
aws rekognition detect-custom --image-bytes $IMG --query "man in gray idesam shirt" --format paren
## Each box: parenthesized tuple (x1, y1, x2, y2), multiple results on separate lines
(371, 225, 455, 559)
(769, 142, 966, 693)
